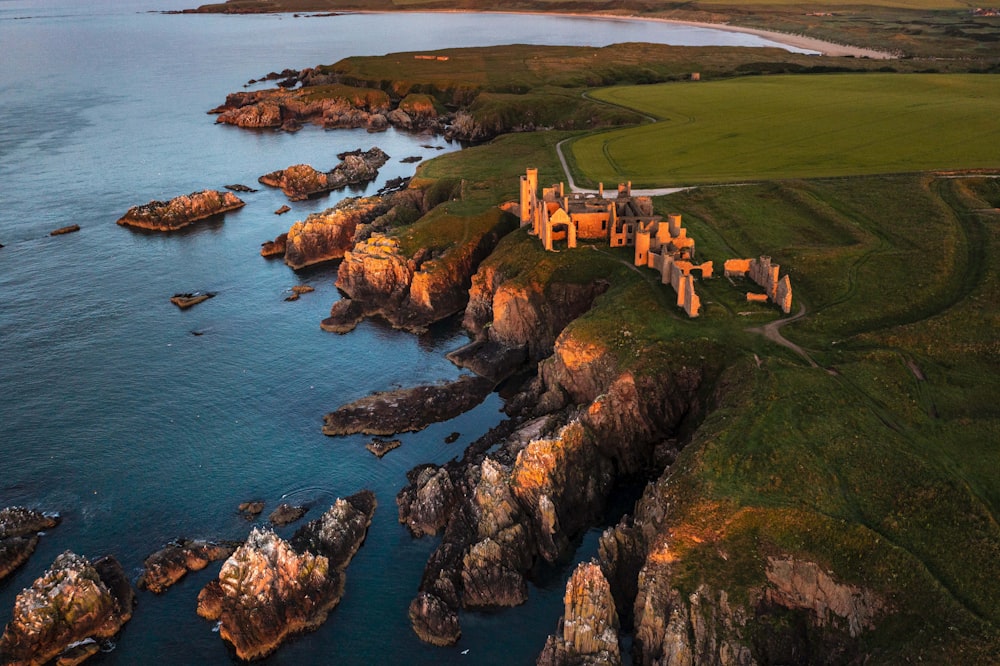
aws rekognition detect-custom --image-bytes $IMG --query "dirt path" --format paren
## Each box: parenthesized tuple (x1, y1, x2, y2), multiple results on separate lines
(747, 304, 818, 367)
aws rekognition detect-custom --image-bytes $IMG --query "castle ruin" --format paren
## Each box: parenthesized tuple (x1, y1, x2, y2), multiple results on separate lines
(516, 168, 792, 318)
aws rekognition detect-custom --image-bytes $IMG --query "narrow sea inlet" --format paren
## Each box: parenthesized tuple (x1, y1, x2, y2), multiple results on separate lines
(0, 3, 808, 662)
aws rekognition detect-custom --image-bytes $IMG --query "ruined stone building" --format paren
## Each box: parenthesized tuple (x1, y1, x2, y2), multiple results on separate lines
(516, 168, 708, 317)
(724, 256, 793, 314)
(515, 168, 793, 318)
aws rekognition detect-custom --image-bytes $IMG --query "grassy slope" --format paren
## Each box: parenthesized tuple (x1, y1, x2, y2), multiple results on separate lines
(413, 125, 1000, 659)
(653, 173, 1000, 660)
(572, 73, 1000, 186)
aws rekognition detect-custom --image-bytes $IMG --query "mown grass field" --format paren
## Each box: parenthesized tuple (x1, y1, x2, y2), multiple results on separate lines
(572, 73, 1000, 186)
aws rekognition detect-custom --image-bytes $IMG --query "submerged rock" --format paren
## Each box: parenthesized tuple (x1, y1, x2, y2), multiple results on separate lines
(322, 374, 494, 436)
(49, 224, 80, 236)
(224, 183, 257, 193)
(170, 292, 215, 309)
(137, 539, 237, 594)
(0, 552, 134, 665)
(0, 507, 60, 582)
(198, 491, 376, 660)
(237, 500, 264, 520)
(116, 190, 244, 231)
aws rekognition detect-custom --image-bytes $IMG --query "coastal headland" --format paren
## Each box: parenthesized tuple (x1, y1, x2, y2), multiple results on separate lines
(2, 8, 998, 664)
(189, 34, 1000, 662)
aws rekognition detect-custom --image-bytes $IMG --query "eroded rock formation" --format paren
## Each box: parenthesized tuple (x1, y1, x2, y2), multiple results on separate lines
(322, 374, 494, 436)
(197, 491, 375, 660)
(210, 85, 446, 134)
(324, 208, 516, 334)
(538, 560, 621, 666)
(280, 196, 393, 270)
(0, 552, 134, 666)
(116, 190, 245, 231)
(137, 539, 236, 594)
(257, 147, 389, 201)
(395, 240, 713, 647)
(0, 507, 60, 582)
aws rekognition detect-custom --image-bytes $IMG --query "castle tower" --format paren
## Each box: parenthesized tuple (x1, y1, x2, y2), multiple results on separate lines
(635, 229, 651, 267)
(519, 175, 532, 227)
(668, 213, 682, 238)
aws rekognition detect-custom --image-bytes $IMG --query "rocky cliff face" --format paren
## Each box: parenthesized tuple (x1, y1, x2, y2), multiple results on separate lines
(398, 274, 712, 647)
(325, 208, 516, 334)
(258, 147, 389, 201)
(546, 463, 888, 666)
(537, 560, 621, 666)
(116, 190, 244, 231)
(280, 196, 393, 270)
(0, 507, 59, 583)
(463, 262, 610, 362)
(197, 491, 375, 660)
(0, 552, 134, 666)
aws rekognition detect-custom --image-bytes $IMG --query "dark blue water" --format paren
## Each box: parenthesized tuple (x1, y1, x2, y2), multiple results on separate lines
(0, 3, 807, 663)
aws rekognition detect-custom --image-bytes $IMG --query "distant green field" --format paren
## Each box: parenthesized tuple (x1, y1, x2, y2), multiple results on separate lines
(572, 74, 1000, 186)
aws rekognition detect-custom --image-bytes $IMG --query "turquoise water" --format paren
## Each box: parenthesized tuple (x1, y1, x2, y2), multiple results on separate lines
(0, 3, 807, 663)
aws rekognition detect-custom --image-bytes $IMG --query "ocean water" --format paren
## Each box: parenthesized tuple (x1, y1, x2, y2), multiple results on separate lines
(0, 3, 807, 663)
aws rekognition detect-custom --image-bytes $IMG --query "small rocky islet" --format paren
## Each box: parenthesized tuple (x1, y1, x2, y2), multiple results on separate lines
(0, 507, 60, 583)
(116, 190, 245, 232)
(0, 551, 134, 666)
(197, 491, 376, 660)
(257, 147, 389, 201)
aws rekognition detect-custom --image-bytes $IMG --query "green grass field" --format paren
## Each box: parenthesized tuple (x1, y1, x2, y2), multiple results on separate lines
(571, 74, 1000, 186)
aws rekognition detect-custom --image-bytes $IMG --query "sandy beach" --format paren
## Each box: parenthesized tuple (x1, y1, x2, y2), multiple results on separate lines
(353, 9, 897, 60)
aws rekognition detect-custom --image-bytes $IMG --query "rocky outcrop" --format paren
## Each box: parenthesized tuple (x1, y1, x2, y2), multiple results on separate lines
(210, 85, 446, 134)
(0, 507, 59, 582)
(116, 190, 244, 231)
(257, 147, 389, 201)
(280, 196, 393, 270)
(399, 295, 712, 647)
(764, 557, 884, 638)
(327, 208, 517, 334)
(170, 292, 215, 309)
(538, 561, 621, 666)
(137, 539, 236, 594)
(0, 552, 134, 666)
(238, 500, 264, 520)
(196, 529, 338, 661)
(366, 438, 401, 457)
(197, 491, 375, 660)
(463, 261, 610, 363)
(261, 233, 287, 257)
(268, 503, 307, 526)
(322, 374, 494, 436)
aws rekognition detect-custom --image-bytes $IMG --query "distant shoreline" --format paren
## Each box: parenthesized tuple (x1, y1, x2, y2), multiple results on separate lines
(339, 9, 897, 60)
